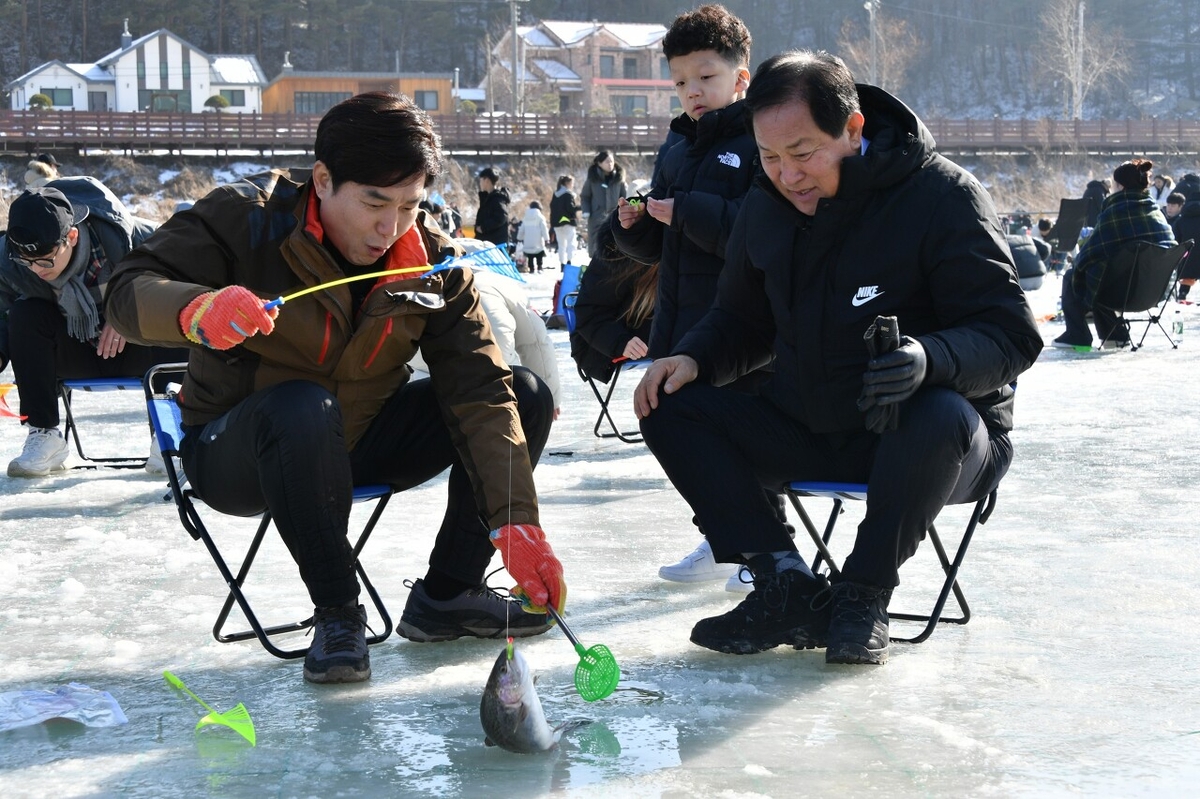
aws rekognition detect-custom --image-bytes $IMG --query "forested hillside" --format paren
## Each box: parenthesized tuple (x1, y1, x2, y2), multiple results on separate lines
(1, 0, 1195, 120)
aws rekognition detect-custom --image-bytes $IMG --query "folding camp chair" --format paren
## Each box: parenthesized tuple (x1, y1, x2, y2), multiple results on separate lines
(1045, 198, 1089, 254)
(562, 291, 650, 443)
(1094, 239, 1193, 351)
(785, 481, 997, 644)
(59, 376, 148, 468)
(144, 363, 394, 659)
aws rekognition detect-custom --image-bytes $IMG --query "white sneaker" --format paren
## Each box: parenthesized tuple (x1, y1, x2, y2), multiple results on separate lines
(725, 565, 754, 594)
(8, 427, 69, 477)
(658, 539, 738, 583)
(144, 434, 166, 476)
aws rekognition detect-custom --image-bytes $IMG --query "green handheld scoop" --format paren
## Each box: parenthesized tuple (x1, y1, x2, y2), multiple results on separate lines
(163, 670, 257, 746)
(546, 605, 620, 702)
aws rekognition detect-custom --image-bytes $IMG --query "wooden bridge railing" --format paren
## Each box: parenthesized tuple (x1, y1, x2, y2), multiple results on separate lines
(0, 110, 1198, 155)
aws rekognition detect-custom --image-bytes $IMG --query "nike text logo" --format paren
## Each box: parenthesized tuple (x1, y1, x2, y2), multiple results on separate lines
(852, 286, 884, 307)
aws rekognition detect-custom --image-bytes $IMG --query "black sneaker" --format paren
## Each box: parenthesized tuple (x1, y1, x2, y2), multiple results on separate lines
(826, 581, 893, 665)
(689, 564, 832, 655)
(397, 578, 552, 642)
(303, 603, 371, 684)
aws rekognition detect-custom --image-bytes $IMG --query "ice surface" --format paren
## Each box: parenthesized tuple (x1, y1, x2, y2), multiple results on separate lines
(2, 269, 1199, 797)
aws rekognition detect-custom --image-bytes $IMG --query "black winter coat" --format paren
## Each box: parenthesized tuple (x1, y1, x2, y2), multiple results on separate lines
(569, 258, 653, 383)
(1172, 200, 1200, 280)
(611, 101, 758, 358)
(475, 187, 511, 246)
(676, 85, 1043, 436)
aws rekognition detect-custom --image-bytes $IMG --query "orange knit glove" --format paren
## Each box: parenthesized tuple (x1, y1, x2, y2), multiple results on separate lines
(490, 523, 567, 614)
(179, 286, 278, 350)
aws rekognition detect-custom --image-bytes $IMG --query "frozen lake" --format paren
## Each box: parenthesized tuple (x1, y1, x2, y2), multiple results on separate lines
(1, 269, 1197, 797)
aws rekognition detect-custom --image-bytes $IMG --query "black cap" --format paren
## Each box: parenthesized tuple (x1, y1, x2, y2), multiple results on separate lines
(34, 153, 59, 168)
(7, 187, 88, 257)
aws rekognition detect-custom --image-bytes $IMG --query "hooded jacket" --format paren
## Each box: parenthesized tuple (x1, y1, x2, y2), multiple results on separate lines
(581, 161, 627, 243)
(1171, 199, 1200, 280)
(520, 206, 549, 254)
(549, 187, 581, 228)
(676, 85, 1042, 436)
(611, 101, 758, 358)
(105, 169, 540, 529)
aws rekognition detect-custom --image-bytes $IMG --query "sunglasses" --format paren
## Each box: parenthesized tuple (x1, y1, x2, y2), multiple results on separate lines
(14, 240, 66, 270)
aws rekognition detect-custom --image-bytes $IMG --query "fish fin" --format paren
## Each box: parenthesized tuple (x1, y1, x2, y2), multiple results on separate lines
(552, 719, 591, 743)
(484, 736, 496, 747)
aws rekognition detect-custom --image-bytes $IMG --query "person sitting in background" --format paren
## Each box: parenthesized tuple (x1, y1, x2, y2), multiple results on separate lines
(1054, 159, 1176, 349)
(1150, 174, 1175, 209)
(1164, 192, 1186, 223)
(520, 201, 550, 273)
(0, 180, 186, 477)
(569, 221, 657, 384)
(1170, 191, 1200, 301)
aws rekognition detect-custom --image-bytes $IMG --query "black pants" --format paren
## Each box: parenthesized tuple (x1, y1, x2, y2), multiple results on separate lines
(640, 384, 1011, 588)
(7, 297, 187, 429)
(179, 367, 554, 607)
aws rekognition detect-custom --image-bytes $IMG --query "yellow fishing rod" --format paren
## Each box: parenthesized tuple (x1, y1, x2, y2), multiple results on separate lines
(263, 264, 433, 310)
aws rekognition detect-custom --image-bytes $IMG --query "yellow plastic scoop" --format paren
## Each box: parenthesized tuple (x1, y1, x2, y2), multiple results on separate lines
(163, 670, 256, 746)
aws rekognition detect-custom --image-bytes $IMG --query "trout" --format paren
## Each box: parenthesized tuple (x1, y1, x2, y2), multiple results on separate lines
(479, 645, 584, 754)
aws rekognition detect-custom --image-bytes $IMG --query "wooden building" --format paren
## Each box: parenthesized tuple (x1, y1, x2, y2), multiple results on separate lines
(262, 63, 454, 116)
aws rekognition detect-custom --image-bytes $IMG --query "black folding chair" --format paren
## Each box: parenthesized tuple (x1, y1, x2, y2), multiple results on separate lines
(59, 376, 147, 468)
(785, 481, 997, 644)
(144, 363, 393, 659)
(563, 291, 650, 444)
(1045, 198, 1089, 254)
(1094, 239, 1193, 351)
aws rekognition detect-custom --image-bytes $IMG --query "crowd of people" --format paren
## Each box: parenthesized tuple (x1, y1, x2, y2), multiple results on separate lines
(20, 0, 1198, 685)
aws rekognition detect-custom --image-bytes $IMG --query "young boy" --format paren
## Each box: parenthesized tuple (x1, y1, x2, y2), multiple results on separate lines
(611, 4, 765, 587)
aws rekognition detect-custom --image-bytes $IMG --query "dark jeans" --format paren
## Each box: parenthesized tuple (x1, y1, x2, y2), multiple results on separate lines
(1060, 268, 1127, 344)
(525, 250, 545, 271)
(640, 384, 1011, 588)
(7, 297, 187, 429)
(179, 366, 554, 607)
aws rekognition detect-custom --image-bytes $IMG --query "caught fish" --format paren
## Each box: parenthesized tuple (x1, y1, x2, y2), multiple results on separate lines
(480, 645, 585, 754)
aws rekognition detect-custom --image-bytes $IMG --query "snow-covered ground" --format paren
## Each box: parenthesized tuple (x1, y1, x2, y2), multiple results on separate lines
(2, 267, 1198, 797)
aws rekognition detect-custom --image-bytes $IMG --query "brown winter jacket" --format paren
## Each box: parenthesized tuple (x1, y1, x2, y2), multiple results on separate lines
(105, 168, 540, 528)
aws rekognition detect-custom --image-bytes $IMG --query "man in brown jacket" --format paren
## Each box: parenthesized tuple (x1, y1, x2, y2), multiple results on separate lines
(106, 93, 564, 685)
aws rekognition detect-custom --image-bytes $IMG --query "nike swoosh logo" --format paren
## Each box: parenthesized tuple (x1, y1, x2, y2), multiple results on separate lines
(851, 292, 884, 307)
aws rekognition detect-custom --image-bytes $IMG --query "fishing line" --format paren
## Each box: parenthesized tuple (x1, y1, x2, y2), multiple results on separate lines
(506, 440, 513, 659)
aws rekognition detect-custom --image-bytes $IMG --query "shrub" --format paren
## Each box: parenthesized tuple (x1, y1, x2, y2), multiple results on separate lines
(28, 93, 52, 110)
(204, 94, 230, 112)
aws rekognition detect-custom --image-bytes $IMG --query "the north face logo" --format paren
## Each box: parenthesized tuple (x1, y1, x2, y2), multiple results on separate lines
(717, 152, 741, 168)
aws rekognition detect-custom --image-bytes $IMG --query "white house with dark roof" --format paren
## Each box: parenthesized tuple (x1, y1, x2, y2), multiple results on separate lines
(5, 22, 266, 113)
(489, 20, 673, 116)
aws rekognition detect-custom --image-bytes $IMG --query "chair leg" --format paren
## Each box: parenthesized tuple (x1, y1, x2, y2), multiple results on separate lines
(787, 492, 841, 578)
(58, 382, 147, 468)
(585, 367, 642, 443)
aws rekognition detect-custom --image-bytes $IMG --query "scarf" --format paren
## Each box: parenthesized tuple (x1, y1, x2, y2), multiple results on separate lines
(46, 225, 102, 343)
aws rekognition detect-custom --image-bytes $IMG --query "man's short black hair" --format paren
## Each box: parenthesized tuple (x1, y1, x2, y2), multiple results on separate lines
(478, 167, 500, 183)
(745, 50, 860, 140)
(662, 4, 751, 68)
(314, 92, 442, 190)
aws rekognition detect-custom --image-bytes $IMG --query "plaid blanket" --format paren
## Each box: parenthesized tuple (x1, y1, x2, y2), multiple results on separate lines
(1072, 190, 1175, 307)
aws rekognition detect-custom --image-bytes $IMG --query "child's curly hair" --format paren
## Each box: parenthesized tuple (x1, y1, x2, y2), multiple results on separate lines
(662, 4, 751, 67)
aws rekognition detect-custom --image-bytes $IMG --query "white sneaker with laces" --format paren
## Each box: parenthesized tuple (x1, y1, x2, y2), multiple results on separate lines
(725, 565, 754, 594)
(144, 434, 166, 476)
(658, 539, 738, 583)
(8, 427, 69, 477)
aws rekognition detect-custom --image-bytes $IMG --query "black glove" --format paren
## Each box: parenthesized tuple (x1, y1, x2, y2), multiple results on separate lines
(858, 316, 927, 434)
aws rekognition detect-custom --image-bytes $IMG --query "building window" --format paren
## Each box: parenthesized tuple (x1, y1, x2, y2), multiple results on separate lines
(138, 89, 191, 111)
(414, 90, 439, 111)
(623, 58, 637, 79)
(39, 88, 73, 106)
(612, 95, 647, 116)
(137, 62, 145, 79)
(182, 61, 191, 79)
(660, 57, 670, 80)
(600, 55, 615, 79)
(220, 89, 246, 106)
(294, 91, 353, 115)
(160, 62, 169, 80)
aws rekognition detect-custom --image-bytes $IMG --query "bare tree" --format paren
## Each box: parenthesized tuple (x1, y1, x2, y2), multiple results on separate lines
(1038, 0, 1129, 119)
(837, 11, 921, 95)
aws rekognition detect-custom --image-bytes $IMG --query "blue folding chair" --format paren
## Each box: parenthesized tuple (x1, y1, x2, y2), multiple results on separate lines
(563, 291, 652, 443)
(785, 481, 997, 644)
(59, 376, 147, 468)
(144, 363, 394, 660)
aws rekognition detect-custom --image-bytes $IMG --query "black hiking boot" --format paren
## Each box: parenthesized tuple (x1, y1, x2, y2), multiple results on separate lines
(397, 578, 552, 642)
(826, 580, 893, 665)
(689, 558, 832, 655)
(303, 603, 371, 684)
